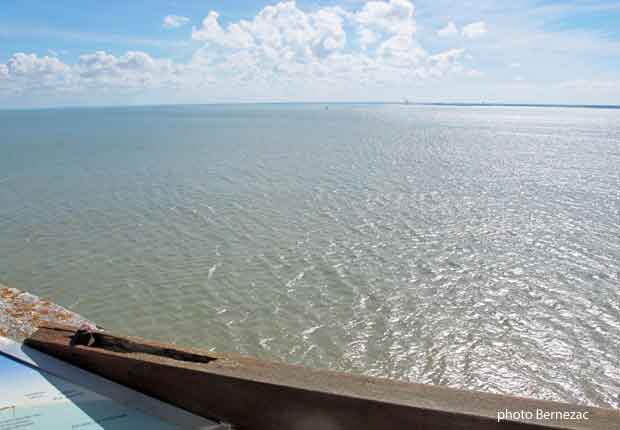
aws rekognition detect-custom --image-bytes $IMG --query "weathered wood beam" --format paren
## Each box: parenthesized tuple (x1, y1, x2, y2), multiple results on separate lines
(26, 324, 620, 430)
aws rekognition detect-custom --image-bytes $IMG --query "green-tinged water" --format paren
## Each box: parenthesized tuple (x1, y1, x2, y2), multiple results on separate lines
(1, 104, 619, 407)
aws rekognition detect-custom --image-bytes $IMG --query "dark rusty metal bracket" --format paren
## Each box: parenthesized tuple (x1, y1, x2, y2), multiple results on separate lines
(25, 324, 620, 430)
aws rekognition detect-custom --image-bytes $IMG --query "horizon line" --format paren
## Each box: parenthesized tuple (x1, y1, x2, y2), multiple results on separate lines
(1, 101, 619, 112)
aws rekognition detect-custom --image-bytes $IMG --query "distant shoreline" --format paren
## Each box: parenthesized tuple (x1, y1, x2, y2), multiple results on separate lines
(409, 102, 620, 109)
(1, 101, 619, 112)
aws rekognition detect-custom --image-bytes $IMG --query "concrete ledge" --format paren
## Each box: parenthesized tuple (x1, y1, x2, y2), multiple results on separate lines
(0, 285, 93, 342)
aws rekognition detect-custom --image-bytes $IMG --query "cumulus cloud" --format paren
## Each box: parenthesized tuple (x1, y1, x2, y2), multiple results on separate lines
(7, 53, 69, 76)
(425, 48, 465, 77)
(191, 11, 254, 49)
(437, 22, 458, 38)
(353, 0, 423, 66)
(462, 21, 487, 39)
(78, 51, 185, 90)
(0, 1, 472, 98)
(358, 28, 378, 50)
(0, 53, 73, 93)
(163, 15, 190, 29)
(0, 64, 9, 80)
(355, 0, 416, 35)
(0, 50, 183, 94)
(378, 31, 426, 66)
(192, 3, 347, 58)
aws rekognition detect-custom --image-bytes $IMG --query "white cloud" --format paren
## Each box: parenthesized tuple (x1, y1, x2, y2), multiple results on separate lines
(426, 48, 465, 76)
(7, 53, 68, 76)
(191, 11, 253, 49)
(462, 21, 487, 39)
(0, 1, 471, 100)
(193, 3, 347, 58)
(437, 22, 458, 38)
(355, 0, 416, 35)
(358, 28, 378, 50)
(0, 50, 184, 95)
(188, 0, 465, 89)
(0, 53, 73, 94)
(353, 0, 422, 66)
(0, 64, 8, 80)
(3, 0, 620, 106)
(163, 15, 190, 29)
(378, 31, 426, 66)
(314, 8, 347, 52)
(76, 51, 183, 89)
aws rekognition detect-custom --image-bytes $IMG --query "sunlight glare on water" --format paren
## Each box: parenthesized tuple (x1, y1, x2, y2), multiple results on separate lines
(1, 104, 619, 407)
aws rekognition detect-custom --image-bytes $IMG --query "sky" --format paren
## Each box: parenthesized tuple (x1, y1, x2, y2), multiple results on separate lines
(1, 0, 619, 108)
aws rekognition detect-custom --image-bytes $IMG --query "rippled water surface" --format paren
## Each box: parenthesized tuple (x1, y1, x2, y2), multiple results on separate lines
(1, 104, 619, 406)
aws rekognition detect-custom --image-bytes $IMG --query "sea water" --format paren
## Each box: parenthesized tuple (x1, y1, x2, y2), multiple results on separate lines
(1, 104, 619, 407)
